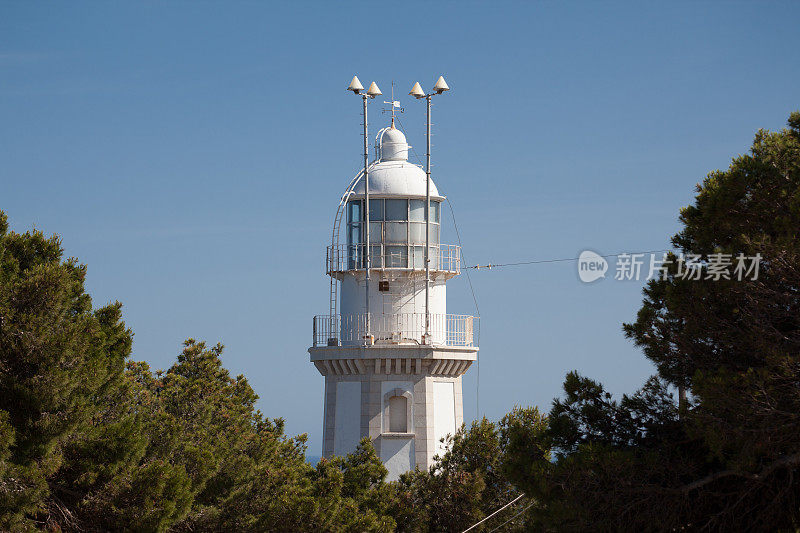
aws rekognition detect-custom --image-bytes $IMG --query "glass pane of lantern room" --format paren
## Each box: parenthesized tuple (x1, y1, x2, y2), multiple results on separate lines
(412, 246, 425, 268)
(409, 222, 425, 244)
(347, 244, 363, 270)
(369, 199, 384, 221)
(428, 224, 440, 244)
(385, 246, 408, 268)
(370, 245, 383, 268)
(369, 222, 383, 244)
(429, 245, 440, 269)
(385, 222, 407, 243)
(409, 199, 425, 221)
(348, 224, 362, 246)
(432, 201, 440, 224)
(347, 201, 362, 224)
(385, 199, 408, 221)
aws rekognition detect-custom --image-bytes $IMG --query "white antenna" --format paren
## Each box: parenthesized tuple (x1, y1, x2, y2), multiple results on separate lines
(383, 81, 403, 126)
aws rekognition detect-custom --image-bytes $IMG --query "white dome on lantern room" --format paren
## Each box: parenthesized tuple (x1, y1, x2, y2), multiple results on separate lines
(352, 126, 443, 199)
(379, 127, 410, 161)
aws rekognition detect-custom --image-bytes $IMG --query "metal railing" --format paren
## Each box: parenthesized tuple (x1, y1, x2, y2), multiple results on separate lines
(326, 243, 461, 274)
(313, 313, 478, 348)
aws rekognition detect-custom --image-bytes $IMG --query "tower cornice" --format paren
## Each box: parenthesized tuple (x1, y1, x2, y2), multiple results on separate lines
(308, 345, 477, 377)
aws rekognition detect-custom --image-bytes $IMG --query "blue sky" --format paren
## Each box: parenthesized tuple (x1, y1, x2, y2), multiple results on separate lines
(2, 1, 799, 454)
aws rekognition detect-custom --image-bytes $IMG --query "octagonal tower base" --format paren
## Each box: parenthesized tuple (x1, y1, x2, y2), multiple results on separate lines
(309, 344, 477, 481)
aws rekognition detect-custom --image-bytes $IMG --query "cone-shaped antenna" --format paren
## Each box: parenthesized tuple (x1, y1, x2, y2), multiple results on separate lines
(366, 81, 382, 98)
(347, 76, 364, 93)
(433, 75, 450, 94)
(409, 82, 425, 99)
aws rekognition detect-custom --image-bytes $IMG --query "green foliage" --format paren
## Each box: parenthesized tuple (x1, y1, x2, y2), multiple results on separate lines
(508, 111, 800, 530)
(203, 437, 395, 532)
(548, 373, 679, 455)
(0, 409, 48, 530)
(393, 460, 485, 533)
(624, 112, 800, 528)
(521, 375, 700, 531)
(391, 411, 545, 533)
(0, 212, 134, 529)
(0, 211, 397, 532)
(498, 406, 550, 496)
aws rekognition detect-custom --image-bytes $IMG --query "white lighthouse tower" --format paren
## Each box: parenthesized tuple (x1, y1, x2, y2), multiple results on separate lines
(309, 77, 478, 480)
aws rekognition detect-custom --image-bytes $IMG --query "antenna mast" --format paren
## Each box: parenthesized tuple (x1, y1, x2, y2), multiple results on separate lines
(409, 76, 450, 344)
(348, 76, 381, 345)
(383, 81, 403, 127)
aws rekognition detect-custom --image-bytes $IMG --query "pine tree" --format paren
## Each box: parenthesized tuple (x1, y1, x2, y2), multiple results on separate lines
(0, 210, 135, 529)
(504, 112, 800, 530)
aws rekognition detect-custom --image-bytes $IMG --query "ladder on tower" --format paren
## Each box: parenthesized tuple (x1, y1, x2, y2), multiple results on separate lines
(327, 168, 366, 345)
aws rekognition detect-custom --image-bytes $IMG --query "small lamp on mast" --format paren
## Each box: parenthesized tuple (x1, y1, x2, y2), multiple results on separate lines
(367, 82, 382, 98)
(347, 76, 364, 93)
(433, 76, 450, 94)
(408, 76, 450, 344)
(409, 82, 425, 99)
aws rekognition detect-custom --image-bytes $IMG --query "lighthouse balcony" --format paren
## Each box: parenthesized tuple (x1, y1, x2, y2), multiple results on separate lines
(312, 313, 478, 348)
(326, 243, 461, 276)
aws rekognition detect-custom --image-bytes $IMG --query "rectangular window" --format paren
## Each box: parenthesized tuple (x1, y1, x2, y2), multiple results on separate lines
(432, 201, 440, 224)
(412, 246, 425, 269)
(347, 244, 363, 270)
(428, 224, 439, 244)
(429, 245, 440, 269)
(347, 200, 362, 224)
(389, 396, 408, 432)
(409, 222, 426, 244)
(348, 223, 361, 246)
(409, 199, 425, 221)
(385, 222, 407, 243)
(370, 245, 383, 268)
(368, 199, 384, 221)
(368, 222, 382, 244)
(385, 245, 408, 268)
(385, 199, 408, 221)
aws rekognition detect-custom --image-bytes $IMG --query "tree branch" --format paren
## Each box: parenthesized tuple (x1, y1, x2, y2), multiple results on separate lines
(682, 453, 800, 493)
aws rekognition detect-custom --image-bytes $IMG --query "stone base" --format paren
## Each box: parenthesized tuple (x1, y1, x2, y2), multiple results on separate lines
(309, 345, 477, 480)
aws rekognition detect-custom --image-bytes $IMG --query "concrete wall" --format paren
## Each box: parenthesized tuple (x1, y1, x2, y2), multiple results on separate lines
(433, 380, 456, 460)
(380, 437, 415, 481)
(333, 381, 361, 456)
(339, 273, 447, 344)
(321, 361, 466, 480)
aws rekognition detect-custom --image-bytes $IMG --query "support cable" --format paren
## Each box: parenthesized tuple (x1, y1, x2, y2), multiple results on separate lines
(468, 249, 671, 270)
(446, 198, 481, 418)
(486, 501, 536, 533)
(461, 494, 525, 533)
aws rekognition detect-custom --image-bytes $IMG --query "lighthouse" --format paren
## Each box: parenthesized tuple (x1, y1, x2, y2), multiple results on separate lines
(309, 77, 478, 481)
